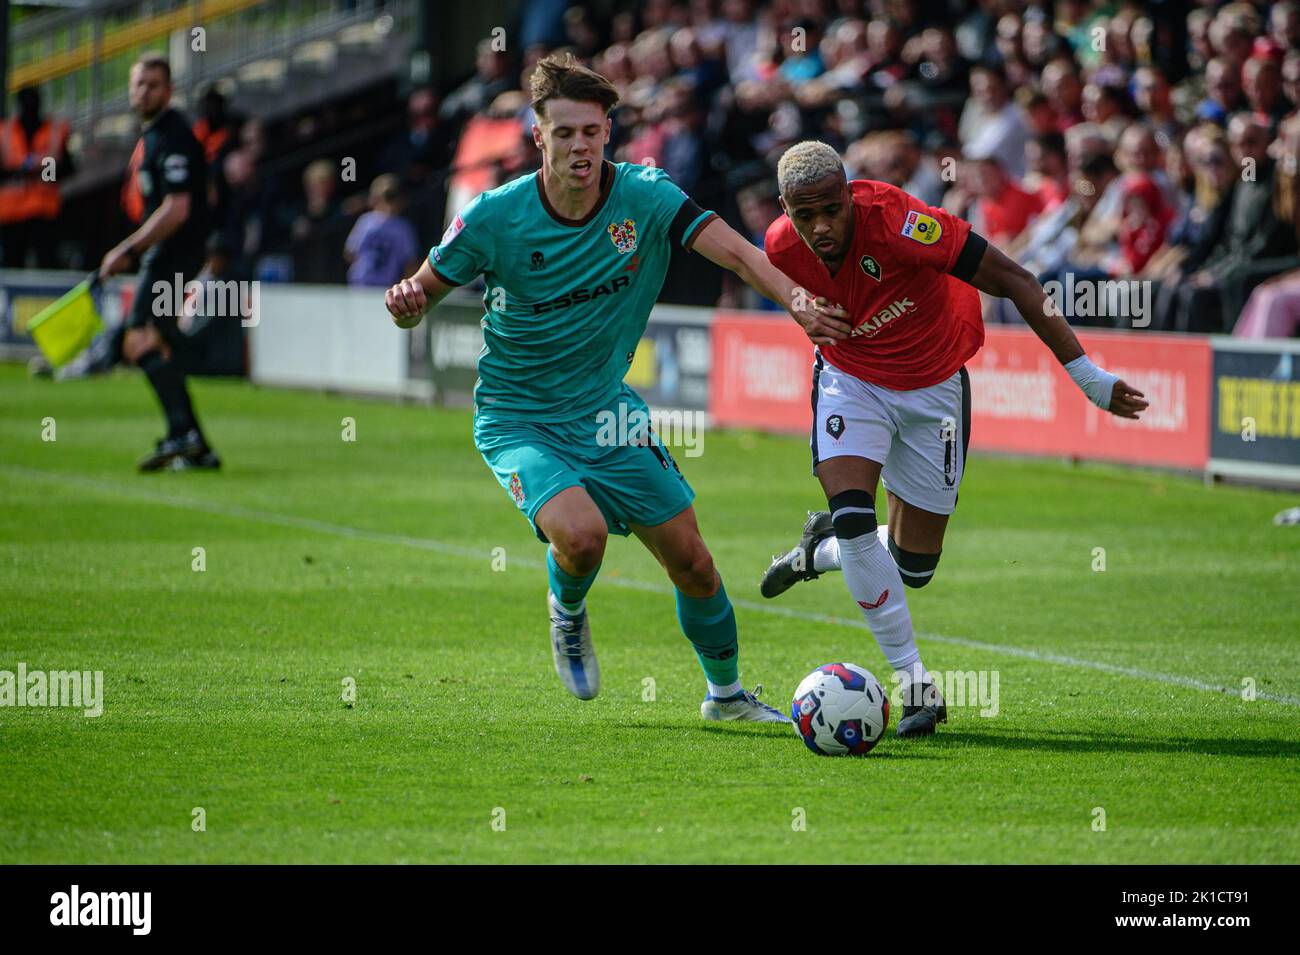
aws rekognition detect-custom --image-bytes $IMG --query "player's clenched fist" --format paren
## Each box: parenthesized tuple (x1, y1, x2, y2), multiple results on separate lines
(789, 287, 852, 347)
(386, 277, 428, 328)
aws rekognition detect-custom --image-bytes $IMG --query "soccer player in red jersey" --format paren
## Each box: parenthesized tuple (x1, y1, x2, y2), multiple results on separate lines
(759, 141, 1148, 737)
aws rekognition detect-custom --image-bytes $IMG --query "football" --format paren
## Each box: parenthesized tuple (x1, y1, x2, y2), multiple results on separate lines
(791, 663, 890, 756)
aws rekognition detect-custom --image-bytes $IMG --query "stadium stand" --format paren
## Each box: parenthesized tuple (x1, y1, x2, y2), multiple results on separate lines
(8, 0, 1300, 335)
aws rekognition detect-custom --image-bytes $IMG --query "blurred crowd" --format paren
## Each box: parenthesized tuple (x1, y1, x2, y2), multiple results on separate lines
(149, 87, 426, 291)
(419, 0, 1300, 337)
(9, 0, 1300, 338)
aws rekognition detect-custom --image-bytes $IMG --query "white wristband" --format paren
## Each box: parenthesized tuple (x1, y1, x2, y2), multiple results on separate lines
(1064, 354, 1117, 410)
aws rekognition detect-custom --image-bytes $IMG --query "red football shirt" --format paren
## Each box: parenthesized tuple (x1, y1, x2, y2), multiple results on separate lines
(765, 179, 984, 391)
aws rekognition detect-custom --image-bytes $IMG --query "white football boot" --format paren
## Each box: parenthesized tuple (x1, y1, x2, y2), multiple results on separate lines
(548, 592, 600, 700)
(700, 684, 792, 723)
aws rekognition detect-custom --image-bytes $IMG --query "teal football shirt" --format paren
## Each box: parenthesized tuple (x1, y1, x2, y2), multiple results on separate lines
(429, 161, 717, 420)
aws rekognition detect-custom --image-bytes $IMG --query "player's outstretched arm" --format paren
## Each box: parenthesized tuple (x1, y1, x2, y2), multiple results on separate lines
(966, 239, 1149, 420)
(691, 217, 851, 346)
(385, 259, 454, 329)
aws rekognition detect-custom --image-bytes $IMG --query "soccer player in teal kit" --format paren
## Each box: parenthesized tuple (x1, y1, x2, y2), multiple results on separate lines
(384, 54, 845, 720)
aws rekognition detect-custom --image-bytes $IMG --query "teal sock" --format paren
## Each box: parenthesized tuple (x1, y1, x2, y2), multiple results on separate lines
(547, 548, 599, 612)
(675, 578, 741, 689)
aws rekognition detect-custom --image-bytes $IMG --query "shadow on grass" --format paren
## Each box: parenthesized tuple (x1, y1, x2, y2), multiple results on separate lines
(619, 721, 941, 759)
(927, 727, 1300, 758)
(619, 721, 790, 737)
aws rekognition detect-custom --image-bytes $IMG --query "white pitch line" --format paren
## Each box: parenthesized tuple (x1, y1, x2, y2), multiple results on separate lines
(731, 598, 1300, 705)
(5, 464, 1298, 708)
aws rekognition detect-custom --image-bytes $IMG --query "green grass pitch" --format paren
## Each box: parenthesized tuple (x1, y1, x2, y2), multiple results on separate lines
(1, 361, 1297, 864)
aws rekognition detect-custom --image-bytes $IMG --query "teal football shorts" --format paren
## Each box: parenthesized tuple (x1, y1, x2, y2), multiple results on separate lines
(474, 385, 695, 542)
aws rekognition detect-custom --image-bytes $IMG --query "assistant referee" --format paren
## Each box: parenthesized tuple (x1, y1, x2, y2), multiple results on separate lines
(99, 53, 219, 472)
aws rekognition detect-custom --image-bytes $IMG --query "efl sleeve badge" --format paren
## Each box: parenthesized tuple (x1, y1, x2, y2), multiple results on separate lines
(900, 210, 942, 245)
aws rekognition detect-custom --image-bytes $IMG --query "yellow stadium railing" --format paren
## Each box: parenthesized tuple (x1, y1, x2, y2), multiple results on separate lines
(9, 0, 270, 93)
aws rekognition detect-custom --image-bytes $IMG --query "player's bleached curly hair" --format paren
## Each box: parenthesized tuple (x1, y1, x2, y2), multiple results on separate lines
(777, 141, 847, 196)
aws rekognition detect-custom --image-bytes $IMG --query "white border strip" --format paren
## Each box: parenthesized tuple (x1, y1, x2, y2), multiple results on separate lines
(1208, 334, 1300, 355)
(1207, 458, 1300, 484)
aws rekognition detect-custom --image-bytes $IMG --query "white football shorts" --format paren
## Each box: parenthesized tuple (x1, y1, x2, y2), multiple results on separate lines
(810, 354, 971, 516)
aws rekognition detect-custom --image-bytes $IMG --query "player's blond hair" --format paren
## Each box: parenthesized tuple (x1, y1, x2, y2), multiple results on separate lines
(777, 141, 847, 196)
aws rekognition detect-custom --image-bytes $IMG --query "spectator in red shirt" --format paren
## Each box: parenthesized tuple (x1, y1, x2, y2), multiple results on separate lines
(1112, 173, 1176, 274)
(1025, 132, 1070, 210)
(963, 154, 1045, 243)
(1019, 88, 1059, 136)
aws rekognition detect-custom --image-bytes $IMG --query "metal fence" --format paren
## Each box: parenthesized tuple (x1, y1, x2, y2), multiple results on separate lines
(11, 0, 415, 147)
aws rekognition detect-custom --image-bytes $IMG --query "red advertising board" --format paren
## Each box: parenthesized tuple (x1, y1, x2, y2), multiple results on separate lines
(709, 313, 815, 432)
(710, 315, 1213, 469)
(968, 328, 1212, 468)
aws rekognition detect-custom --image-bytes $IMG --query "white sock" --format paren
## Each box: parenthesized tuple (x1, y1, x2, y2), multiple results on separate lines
(813, 525, 894, 572)
(813, 536, 840, 571)
(894, 661, 934, 702)
(837, 530, 926, 677)
(708, 679, 744, 699)
(876, 524, 892, 554)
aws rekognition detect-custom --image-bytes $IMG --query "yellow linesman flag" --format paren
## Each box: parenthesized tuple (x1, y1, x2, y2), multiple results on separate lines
(26, 279, 103, 368)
